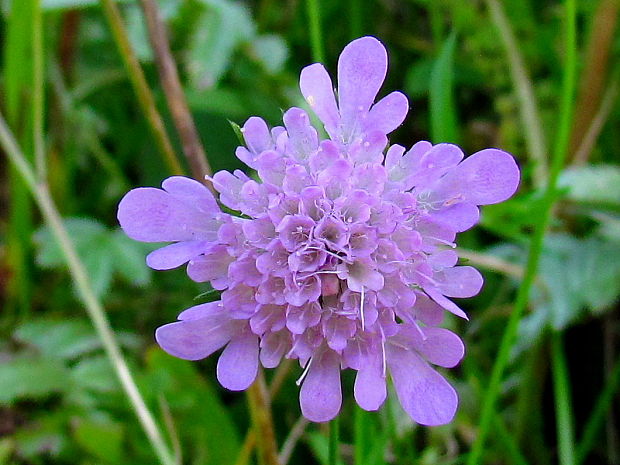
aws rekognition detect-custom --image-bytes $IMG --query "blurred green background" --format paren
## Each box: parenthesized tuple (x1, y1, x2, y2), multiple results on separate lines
(1, 0, 619, 464)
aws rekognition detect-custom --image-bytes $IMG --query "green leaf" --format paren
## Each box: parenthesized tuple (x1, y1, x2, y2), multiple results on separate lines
(559, 164, 620, 208)
(187, 0, 255, 89)
(143, 349, 241, 465)
(73, 416, 124, 463)
(41, 0, 130, 8)
(15, 319, 100, 360)
(429, 32, 459, 144)
(71, 356, 119, 393)
(0, 356, 68, 404)
(250, 34, 288, 74)
(33, 217, 151, 298)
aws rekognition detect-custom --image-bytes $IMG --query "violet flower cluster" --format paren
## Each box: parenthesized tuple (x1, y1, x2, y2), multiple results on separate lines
(118, 37, 519, 425)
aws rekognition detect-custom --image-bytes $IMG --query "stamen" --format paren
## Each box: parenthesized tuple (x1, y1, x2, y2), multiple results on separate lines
(295, 357, 313, 386)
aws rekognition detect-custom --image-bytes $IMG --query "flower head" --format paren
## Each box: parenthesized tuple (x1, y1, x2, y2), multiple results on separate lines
(118, 36, 520, 424)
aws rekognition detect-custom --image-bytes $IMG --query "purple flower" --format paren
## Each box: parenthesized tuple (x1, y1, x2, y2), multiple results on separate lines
(118, 37, 520, 425)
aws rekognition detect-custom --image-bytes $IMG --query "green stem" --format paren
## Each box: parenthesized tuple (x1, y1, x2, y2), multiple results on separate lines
(306, 0, 325, 63)
(552, 333, 576, 465)
(98, 0, 184, 175)
(33, 0, 45, 180)
(348, 0, 363, 40)
(485, 0, 548, 188)
(329, 415, 340, 465)
(466, 0, 578, 462)
(576, 354, 620, 464)
(0, 113, 177, 465)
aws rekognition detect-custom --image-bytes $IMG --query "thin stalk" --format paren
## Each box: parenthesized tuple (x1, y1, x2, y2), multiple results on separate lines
(485, 0, 548, 188)
(247, 371, 281, 465)
(33, 0, 45, 180)
(552, 333, 576, 465)
(576, 346, 620, 463)
(0, 113, 177, 465)
(493, 414, 529, 465)
(98, 0, 184, 175)
(279, 416, 309, 465)
(348, 0, 363, 40)
(139, 0, 213, 185)
(466, 0, 578, 463)
(573, 74, 619, 165)
(328, 415, 340, 465)
(306, 0, 325, 63)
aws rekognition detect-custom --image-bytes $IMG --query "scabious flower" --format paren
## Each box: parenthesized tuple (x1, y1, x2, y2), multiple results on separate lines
(118, 37, 519, 425)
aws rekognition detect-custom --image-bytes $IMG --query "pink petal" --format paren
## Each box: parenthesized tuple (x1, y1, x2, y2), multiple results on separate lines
(337, 36, 387, 136)
(299, 63, 340, 137)
(436, 266, 483, 298)
(434, 149, 520, 205)
(387, 344, 458, 426)
(354, 356, 387, 411)
(300, 349, 342, 422)
(161, 176, 219, 214)
(155, 308, 235, 361)
(424, 288, 469, 320)
(217, 331, 259, 391)
(429, 203, 480, 233)
(364, 91, 409, 135)
(242, 116, 272, 155)
(413, 327, 465, 368)
(146, 241, 210, 270)
(118, 187, 219, 242)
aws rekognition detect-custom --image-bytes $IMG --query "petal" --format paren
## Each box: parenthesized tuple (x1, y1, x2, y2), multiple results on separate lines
(434, 149, 520, 205)
(354, 356, 387, 411)
(283, 107, 319, 160)
(146, 241, 210, 270)
(217, 331, 259, 391)
(387, 344, 458, 426)
(300, 349, 342, 422)
(424, 288, 469, 320)
(414, 327, 465, 368)
(363, 91, 409, 135)
(155, 310, 235, 361)
(436, 266, 483, 298)
(299, 63, 340, 137)
(177, 301, 223, 320)
(242, 116, 272, 155)
(118, 187, 219, 242)
(161, 176, 219, 214)
(408, 143, 464, 190)
(337, 37, 388, 135)
(429, 203, 480, 233)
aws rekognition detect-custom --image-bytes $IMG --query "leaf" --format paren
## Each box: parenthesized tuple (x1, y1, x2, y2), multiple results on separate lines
(15, 319, 101, 360)
(71, 356, 119, 393)
(33, 217, 152, 298)
(73, 416, 124, 464)
(186, 0, 255, 89)
(15, 318, 140, 361)
(250, 34, 288, 74)
(143, 348, 241, 465)
(41, 0, 130, 8)
(559, 164, 620, 208)
(429, 32, 459, 144)
(0, 356, 68, 404)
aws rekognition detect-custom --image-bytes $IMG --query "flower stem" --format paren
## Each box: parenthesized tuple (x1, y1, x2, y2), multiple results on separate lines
(485, 0, 548, 188)
(306, 0, 325, 63)
(32, 0, 45, 180)
(98, 0, 184, 176)
(0, 112, 177, 465)
(576, 350, 620, 464)
(247, 371, 281, 465)
(466, 0, 578, 462)
(552, 333, 576, 465)
(138, 0, 213, 185)
(328, 415, 340, 465)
